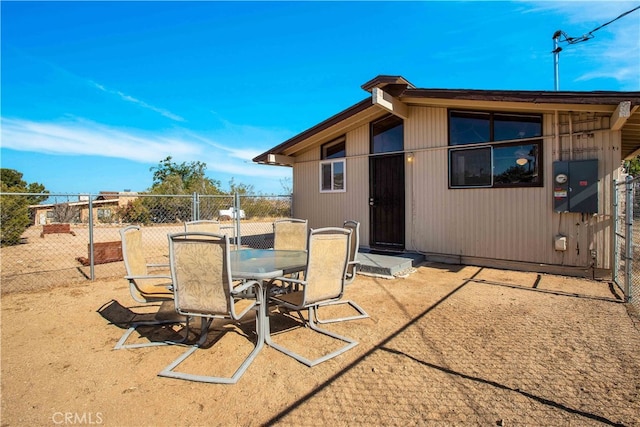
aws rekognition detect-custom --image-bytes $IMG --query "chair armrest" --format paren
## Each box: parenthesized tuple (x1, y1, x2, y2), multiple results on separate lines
(268, 276, 305, 287)
(125, 274, 172, 280)
(147, 263, 169, 268)
(232, 280, 262, 295)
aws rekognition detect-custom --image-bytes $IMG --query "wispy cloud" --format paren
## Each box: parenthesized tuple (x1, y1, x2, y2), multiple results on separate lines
(91, 81, 185, 122)
(4, 46, 187, 122)
(0, 117, 289, 179)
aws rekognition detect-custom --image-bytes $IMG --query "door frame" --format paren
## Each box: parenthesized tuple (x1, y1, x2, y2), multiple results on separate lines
(368, 153, 405, 252)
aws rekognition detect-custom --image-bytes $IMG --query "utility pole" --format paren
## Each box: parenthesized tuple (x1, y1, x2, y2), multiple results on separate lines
(552, 30, 562, 91)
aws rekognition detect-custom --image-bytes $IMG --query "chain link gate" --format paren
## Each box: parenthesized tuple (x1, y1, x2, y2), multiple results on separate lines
(613, 176, 639, 309)
(0, 192, 291, 294)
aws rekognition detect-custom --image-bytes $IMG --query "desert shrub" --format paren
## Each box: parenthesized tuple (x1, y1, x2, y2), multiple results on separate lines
(0, 193, 32, 246)
(0, 169, 48, 246)
(116, 199, 151, 224)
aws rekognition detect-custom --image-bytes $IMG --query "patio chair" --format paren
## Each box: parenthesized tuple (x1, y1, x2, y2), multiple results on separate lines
(267, 227, 358, 367)
(186, 219, 238, 245)
(184, 219, 220, 235)
(115, 225, 187, 350)
(120, 225, 175, 302)
(314, 220, 369, 324)
(273, 218, 308, 251)
(271, 218, 308, 293)
(158, 231, 263, 384)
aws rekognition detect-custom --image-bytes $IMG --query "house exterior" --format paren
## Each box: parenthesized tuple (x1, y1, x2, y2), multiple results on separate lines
(30, 191, 138, 225)
(254, 75, 640, 277)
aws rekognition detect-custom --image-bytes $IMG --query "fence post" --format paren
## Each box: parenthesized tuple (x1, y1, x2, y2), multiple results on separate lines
(624, 176, 633, 302)
(88, 195, 95, 281)
(192, 192, 199, 221)
(234, 192, 241, 249)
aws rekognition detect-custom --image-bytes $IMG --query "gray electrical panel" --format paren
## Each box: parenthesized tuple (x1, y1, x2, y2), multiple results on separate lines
(553, 159, 598, 213)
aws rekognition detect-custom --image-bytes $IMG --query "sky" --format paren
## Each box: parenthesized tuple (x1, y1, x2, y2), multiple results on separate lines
(1, 1, 639, 196)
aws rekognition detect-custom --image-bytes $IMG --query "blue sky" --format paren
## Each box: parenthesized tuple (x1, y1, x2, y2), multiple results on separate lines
(2, 1, 639, 196)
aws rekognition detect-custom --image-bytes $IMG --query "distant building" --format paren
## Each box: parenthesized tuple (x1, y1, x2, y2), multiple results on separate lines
(29, 191, 138, 225)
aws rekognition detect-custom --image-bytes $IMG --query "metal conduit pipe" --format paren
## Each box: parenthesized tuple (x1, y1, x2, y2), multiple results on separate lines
(569, 112, 574, 160)
(555, 110, 560, 161)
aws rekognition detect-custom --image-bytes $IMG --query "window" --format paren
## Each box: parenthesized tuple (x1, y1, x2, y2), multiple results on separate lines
(322, 136, 345, 159)
(320, 136, 346, 193)
(371, 115, 404, 153)
(448, 110, 542, 188)
(450, 147, 492, 187)
(97, 208, 112, 220)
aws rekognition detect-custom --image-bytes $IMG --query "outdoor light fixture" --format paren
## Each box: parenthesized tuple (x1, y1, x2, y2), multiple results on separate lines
(516, 157, 528, 166)
(407, 152, 414, 162)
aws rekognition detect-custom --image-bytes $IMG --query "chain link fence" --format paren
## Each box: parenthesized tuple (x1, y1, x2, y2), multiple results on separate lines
(613, 176, 639, 310)
(0, 192, 291, 294)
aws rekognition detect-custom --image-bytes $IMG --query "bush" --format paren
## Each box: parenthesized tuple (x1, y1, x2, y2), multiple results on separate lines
(116, 199, 151, 224)
(0, 169, 48, 246)
(0, 193, 32, 246)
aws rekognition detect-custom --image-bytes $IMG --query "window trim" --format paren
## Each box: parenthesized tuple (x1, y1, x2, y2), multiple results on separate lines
(319, 158, 347, 193)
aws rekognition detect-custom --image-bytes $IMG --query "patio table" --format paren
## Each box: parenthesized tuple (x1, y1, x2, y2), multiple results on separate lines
(230, 248, 307, 344)
(230, 249, 307, 281)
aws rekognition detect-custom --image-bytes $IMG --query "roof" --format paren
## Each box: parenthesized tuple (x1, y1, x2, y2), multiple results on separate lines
(403, 88, 640, 106)
(253, 75, 640, 163)
(96, 191, 120, 200)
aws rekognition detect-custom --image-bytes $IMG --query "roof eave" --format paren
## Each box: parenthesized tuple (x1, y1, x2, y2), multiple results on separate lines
(253, 84, 640, 164)
(252, 98, 373, 163)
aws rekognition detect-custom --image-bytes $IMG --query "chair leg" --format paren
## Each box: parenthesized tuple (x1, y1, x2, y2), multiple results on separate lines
(266, 307, 358, 367)
(312, 300, 369, 324)
(114, 317, 191, 350)
(158, 311, 264, 384)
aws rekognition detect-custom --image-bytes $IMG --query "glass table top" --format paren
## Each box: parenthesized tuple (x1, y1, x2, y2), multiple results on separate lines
(230, 249, 307, 280)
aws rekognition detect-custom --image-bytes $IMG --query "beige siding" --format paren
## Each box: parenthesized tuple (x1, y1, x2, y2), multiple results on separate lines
(293, 125, 371, 244)
(406, 108, 619, 269)
(292, 105, 621, 272)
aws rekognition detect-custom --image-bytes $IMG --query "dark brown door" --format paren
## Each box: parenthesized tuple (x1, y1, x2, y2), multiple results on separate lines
(369, 154, 405, 251)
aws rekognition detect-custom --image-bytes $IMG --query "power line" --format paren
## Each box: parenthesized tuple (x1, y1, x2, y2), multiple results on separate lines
(551, 4, 640, 91)
(554, 5, 640, 46)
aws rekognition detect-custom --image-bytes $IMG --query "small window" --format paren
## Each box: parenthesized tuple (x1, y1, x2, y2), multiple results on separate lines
(322, 136, 345, 159)
(449, 111, 490, 146)
(320, 159, 346, 192)
(449, 147, 492, 187)
(493, 143, 540, 186)
(320, 136, 346, 193)
(371, 115, 403, 153)
(97, 208, 112, 219)
(493, 113, 542, 142)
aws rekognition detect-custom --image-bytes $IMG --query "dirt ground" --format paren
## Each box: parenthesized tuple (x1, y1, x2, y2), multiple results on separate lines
(2, 262, 640, 426)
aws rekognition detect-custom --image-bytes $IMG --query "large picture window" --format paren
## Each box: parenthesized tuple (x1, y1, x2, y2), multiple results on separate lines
(448, 110, 542, 188)
(320, 136, 346, 193)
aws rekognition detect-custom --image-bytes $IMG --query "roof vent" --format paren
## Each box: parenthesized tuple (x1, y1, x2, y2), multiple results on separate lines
(361, 75, 415, 96)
